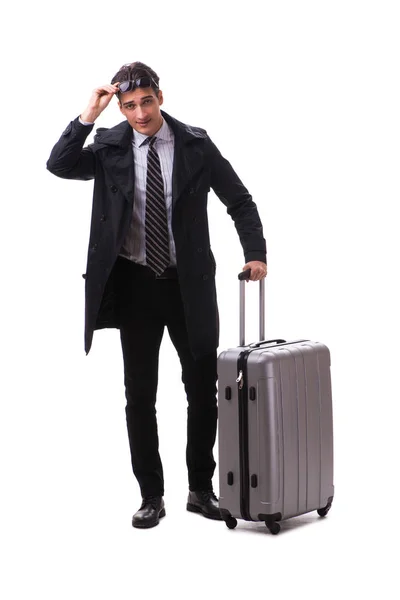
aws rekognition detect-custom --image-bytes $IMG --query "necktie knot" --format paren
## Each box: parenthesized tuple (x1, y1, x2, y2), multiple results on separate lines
(144, 135, 157, 148)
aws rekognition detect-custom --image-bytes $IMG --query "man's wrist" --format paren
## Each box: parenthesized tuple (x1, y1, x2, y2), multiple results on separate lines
(80, 109, 99, 124)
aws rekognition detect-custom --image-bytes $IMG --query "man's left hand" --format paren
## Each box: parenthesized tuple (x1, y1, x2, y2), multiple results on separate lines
(242, 261, 267, 282)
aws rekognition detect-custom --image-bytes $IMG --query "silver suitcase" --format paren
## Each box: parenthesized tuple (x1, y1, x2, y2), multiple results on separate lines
(217, 269, 334, 533)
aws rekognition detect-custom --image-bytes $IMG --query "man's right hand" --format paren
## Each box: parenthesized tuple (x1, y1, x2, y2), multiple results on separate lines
(80, 82, 120, 123)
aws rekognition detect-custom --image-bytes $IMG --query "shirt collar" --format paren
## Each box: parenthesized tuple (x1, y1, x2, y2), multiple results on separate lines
(132, 118, 173, 148)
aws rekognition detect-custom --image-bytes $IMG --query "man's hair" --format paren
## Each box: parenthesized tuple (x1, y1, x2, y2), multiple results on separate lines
(111, 61, 160, 101)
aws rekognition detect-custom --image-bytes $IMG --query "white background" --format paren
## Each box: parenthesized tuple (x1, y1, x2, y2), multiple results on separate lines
(1, 0, 399, 597)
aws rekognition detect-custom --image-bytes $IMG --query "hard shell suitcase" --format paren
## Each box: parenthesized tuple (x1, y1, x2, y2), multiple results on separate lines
(217, 270, 334, 533)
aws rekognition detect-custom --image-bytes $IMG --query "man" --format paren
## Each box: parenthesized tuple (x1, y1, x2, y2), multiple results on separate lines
(46, 61, 267, 529)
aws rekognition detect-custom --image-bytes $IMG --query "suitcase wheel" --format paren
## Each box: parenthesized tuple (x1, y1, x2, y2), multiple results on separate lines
(317, 506, 330, 517)
(317, 497, 333, 518)
(225, 517, 237, 529)
(265, 521, 281, 535)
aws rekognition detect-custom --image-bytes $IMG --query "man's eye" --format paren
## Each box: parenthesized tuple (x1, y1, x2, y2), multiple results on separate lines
(144, 99, 151, 104)
(126, 104, 134, 110)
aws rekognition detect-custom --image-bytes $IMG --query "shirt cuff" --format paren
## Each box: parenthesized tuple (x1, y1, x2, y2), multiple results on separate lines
(78, 116, 95, 125)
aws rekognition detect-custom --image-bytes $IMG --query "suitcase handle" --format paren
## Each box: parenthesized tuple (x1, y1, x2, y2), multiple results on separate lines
(238, 269, 252, 281)
(249, 339, 287, 348)
(238, 268, 266, 346)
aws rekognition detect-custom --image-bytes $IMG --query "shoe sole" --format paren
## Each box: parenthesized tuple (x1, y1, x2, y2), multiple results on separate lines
(186, 503, 223, 520)
(132, 508, 166, 529)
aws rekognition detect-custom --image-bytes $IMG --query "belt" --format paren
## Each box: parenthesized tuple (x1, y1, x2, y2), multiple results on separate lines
(156, 266, 178, 279)
(117, 255, 178, 279)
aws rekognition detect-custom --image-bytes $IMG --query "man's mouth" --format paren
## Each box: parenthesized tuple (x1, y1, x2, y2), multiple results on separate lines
(138, 120, 150, 126)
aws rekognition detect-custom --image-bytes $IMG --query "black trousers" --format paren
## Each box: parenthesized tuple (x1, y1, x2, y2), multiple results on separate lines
(113, 256, 218, 498)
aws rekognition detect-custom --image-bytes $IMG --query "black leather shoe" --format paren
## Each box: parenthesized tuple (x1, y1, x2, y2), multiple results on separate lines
(132, 496, 166, 529)
(187, 490, 223, 520)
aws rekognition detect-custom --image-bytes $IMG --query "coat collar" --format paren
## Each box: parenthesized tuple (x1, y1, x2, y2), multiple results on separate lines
(93, 110, 208, 209)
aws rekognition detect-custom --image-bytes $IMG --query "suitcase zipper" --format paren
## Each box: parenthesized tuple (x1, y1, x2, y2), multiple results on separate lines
(236, 370, 244, 388)
(237, 349, 252, 521)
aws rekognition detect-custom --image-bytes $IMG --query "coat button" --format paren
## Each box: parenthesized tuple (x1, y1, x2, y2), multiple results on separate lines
(100, 214, 106, 221)
(91, 243, 98, 251)
(189, 187, 195, 195)
(197, 247, 202, 253)
(110, 185, 118, 193)
(203, 274, 208, 281)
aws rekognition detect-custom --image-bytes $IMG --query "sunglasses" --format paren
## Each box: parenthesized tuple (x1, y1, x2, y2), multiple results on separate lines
(118, 76, 159, 94)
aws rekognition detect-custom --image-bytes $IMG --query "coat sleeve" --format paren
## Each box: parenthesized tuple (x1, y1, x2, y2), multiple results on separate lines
(46, 117, 96, 180)
(206, 137, 267, 265)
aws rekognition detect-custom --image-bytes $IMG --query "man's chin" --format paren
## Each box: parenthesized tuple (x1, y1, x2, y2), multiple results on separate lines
(131, 117, 162, 136)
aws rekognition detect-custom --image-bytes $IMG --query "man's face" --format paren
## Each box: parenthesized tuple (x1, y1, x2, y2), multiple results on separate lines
(118, 87, 164, 136)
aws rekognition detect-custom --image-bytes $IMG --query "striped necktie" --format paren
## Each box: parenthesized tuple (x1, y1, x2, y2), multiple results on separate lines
(143, 135, 170, 276)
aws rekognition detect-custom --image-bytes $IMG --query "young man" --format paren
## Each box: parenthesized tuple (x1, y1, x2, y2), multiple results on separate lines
(47, 61, 267, 529)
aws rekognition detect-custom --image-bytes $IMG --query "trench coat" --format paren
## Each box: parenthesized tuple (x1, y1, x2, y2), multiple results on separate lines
(46, 110, 267, 360)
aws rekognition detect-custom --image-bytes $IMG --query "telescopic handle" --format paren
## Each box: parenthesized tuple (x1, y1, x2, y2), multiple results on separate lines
(238, 268, 265, 346)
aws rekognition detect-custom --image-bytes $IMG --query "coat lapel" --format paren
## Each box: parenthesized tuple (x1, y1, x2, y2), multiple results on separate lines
(106, 144, 135, 205)
(162, 111, 207, 210)
(93, 121, 135, 205)
(171, 134, 205, 210)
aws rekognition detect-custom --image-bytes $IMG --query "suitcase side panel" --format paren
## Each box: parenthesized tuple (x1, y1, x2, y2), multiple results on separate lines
(316, 346, 335, 506)
(217, 348, 243, 519)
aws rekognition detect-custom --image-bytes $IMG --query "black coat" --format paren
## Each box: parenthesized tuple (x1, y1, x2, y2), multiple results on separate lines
(46, 110, 266, 360)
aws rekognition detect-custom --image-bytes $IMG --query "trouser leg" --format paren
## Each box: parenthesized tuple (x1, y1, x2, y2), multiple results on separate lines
(164, 280, 218, 491)
(115, 258, 165, 498)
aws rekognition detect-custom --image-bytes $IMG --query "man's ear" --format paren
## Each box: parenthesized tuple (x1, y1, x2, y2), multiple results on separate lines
(157, 90, 164, 106)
